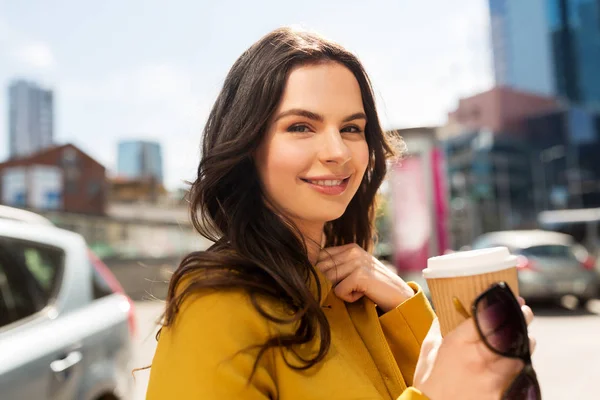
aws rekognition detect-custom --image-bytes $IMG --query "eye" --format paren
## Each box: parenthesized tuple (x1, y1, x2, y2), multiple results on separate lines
(341, 125, 364, 134)
(287, 124, 312, 133)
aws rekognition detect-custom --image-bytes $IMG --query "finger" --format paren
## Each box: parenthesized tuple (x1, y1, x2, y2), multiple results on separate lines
(318, 245, 365, 272)
(315, 256, 338, 273)
(423, 318, 442, 348)
(315, 249, 341, 272)
(419, 318, 442, 357)
(529, 335, 537, 354)
(445, 315, 480, 344)
(518, 296, 526, 307)
(522, 305, 534, 326)
(315, 252, 352, 275)
(491, 355, 525, 380)
(323, 260, 359, 286)
(333, 270, 366, 303)
(318, 244, 368, 266)
(319, 243, 356, 258)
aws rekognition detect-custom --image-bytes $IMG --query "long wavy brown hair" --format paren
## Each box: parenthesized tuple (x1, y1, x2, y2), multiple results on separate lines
(160, 27, 399, 376)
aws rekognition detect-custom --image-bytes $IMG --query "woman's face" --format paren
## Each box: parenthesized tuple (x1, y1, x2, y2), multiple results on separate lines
(255, 62, 370, 229)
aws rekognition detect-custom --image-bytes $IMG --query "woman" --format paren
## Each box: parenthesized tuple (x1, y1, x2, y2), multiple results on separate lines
(146, 27, 535, 400)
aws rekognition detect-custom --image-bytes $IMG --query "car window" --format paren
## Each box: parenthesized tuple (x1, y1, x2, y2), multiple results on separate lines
(0, 252, 38, 328)
(0, 262, 20, 327)
(91, 259, 114, 299)
(519, 245, 578, 261)
(23, 247, 58, 293)
(0, 237, 64, 328)
(472, 241, 513, 252)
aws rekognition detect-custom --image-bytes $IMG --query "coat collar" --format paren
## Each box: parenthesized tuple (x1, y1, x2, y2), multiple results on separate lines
(309, 266, 333, 306)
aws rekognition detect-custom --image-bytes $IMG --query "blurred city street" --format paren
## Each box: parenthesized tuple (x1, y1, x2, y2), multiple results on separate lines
(2, 0, 600, 398)
(129, 298, 600, 400)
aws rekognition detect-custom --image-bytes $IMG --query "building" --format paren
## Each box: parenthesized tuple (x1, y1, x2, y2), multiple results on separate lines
(489, 0, 600, 107)
(547, 0, 600, 106)
(438, 86, 559, 140)
(8, 80, 54, 159)
(117, 140, 163, 183)
(489, 0, 555, 96)
(108, 176, 167, 204)
(438, 87, 559, 247)
(0, 144, 107, 214)
(525, 105, 600, 210)
(443, 131, 535, 248)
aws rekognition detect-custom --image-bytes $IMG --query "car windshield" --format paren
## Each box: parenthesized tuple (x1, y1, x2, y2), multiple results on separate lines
(519, 245, 578, 261)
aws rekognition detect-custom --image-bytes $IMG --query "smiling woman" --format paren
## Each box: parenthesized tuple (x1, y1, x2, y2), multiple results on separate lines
(145, 26, 533, 400)
(255, 62, 371, 238)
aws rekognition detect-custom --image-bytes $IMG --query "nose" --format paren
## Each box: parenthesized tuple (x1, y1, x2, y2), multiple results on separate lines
(320, 129, 352, 166)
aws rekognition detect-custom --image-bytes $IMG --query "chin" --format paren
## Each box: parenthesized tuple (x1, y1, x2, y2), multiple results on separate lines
(307, 209, 347, 223)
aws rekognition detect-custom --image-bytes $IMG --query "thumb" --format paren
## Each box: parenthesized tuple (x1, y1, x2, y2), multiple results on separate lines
(421, 318, 442, 354)
(445, 316, 480, 344)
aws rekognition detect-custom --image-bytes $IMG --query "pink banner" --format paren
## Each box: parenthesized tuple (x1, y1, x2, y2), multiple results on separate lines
(432, 148, 450, 255)
(390, 156, 431, 272)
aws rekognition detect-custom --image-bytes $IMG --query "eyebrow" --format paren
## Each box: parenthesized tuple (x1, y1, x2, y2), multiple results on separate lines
(273, 109, 367, 123)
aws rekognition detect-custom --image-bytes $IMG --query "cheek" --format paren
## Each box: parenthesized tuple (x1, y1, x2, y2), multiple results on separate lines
(352, 141, 370, 175)
(259, 139, 313, 189)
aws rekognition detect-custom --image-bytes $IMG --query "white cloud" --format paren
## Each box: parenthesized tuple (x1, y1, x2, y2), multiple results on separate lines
(59, 64, 213, 189)
(0, 15, 57, 71)
(14, 42, 57, 69)
(365, 0, 493, 130)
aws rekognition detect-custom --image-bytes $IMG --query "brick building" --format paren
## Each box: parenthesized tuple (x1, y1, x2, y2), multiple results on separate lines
(438, 86, 559, 140)
(0, 144, 107, 214)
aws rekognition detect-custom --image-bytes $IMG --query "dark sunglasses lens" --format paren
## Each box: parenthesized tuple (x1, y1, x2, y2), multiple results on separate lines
(476, 287, 527, 356)
(502, 369, 541, 400)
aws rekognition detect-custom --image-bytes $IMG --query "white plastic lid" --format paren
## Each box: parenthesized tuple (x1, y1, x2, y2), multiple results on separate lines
(423, 247, 517, 279)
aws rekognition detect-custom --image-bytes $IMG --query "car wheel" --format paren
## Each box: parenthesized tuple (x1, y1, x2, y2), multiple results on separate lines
(96, 393, 119, 400)
(577, 296, 590, 308)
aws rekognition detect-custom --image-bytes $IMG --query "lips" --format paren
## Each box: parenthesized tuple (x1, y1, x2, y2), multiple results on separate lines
(303, 179, 345, 186)
(300, 176, 351, 195)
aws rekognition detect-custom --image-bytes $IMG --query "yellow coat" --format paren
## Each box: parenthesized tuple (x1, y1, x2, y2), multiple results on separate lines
(147, 269, 435, 399)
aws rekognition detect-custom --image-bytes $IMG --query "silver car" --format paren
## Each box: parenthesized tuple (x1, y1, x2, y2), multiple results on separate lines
(0, 217, 135, 399)
(472, 230, 599, 304)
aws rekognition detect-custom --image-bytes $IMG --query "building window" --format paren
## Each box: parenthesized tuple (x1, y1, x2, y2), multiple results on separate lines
(65, 181, 78, 194)
(88, 181, 101, 196)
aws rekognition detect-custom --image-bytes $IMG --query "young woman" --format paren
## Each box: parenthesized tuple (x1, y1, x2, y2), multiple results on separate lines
(146, 27, 535, 400)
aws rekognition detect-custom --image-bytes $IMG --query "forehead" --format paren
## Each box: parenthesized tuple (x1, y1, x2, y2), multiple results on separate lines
(277, 62, 364, 113)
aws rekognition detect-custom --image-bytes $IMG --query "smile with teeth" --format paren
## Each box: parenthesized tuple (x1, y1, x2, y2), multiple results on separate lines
(305, 179, 345, 186)
(301, 176, 351, 195)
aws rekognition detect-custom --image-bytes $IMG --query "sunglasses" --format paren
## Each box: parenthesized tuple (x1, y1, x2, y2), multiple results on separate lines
(453, 281, 541, 400)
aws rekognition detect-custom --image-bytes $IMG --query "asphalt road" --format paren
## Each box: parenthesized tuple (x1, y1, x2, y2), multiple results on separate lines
(130, 299, 600, 400)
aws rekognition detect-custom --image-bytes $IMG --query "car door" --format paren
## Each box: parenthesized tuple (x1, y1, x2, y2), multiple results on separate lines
(0, 237, 84, 400)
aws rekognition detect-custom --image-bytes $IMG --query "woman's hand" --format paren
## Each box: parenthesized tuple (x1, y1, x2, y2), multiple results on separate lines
(413, 298, 536, 400)
(315, 244, 415, 312)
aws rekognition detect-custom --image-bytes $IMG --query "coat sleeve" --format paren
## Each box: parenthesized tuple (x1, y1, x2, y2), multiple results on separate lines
(379, 282, 436, 387)
(146, 289, 277, 400)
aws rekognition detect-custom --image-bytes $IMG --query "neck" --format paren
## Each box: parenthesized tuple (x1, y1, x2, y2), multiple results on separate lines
(296, 221, 325, 265)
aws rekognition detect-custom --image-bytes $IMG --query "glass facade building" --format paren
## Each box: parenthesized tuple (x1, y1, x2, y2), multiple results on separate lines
(8, 80, 54, 158)
(489, 0, 555, 96)
(117, 140, 163, 183)
(547, 0, 600, 106)
(526, 107, 600, 209)
(489, 0, 600, 107)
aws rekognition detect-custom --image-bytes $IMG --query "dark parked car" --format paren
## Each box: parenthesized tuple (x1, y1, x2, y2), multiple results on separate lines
(472, 230, 599, 304)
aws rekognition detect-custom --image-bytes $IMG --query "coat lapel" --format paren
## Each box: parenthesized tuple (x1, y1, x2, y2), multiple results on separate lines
(346, 297, 408, 399)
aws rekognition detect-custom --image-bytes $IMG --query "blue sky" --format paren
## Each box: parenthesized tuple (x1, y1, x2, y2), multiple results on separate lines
(0, 0, 493, 189)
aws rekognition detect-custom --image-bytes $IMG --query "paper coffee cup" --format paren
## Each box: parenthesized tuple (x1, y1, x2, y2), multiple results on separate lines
(423, 247, 519, 336)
